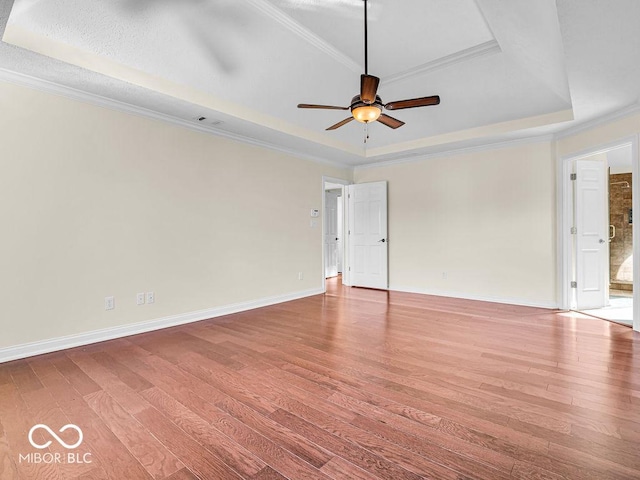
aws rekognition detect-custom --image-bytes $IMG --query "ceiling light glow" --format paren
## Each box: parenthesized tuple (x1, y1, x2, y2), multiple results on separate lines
(352, 105, 381, 123)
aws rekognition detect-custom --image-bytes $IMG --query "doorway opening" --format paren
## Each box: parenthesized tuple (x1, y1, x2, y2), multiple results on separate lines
(324, 183, 343, 279)
(563, 142, 636, 327)
(322, 177, 350, 291)
(321, 177, 389, 293)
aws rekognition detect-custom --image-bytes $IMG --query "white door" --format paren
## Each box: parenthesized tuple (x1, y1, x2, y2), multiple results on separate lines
(347, 181, 388, 289)
(324, 190, 339, 278)
(575, 159, 609, 309)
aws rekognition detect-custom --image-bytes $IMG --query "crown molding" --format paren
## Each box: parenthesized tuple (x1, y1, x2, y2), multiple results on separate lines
(245, 0, 361, 73)
(554, 102, 640, 140)
(0, 67, 351, 169)
(383, 40, 502, 86)
(355, 134, 555, 171)
(4, 66, 640, 174)
(246, 1, 501, 87)
(365, 108, 572, 158)
(354, 99, 640, 168)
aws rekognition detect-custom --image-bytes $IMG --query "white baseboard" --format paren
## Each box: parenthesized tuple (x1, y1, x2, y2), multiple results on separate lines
(0, 287, 324, 364)
(389, 285, 559, 310)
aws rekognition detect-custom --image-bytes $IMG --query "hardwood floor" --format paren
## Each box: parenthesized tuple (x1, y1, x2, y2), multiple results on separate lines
(2, 278, 640, 479)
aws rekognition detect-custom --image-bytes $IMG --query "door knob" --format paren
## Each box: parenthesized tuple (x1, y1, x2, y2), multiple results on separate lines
(599, 239, 606, 244)
(378, 239, 386, 243)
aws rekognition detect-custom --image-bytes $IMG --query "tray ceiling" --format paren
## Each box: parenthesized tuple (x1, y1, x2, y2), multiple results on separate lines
(1, 0, 639, 166)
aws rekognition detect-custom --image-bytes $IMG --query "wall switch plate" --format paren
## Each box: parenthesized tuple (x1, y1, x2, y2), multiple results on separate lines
(298, 272, 304, 280)
(105, 296, 115, 310)
(136, 293, 145, 305)
(146, 292, 155, 304)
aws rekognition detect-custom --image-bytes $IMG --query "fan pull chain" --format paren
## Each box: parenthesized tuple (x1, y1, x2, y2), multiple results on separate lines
(364, 124, 370, 144)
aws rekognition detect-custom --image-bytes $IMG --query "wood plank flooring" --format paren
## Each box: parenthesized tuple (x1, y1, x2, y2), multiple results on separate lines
(1, 277, 640, 479)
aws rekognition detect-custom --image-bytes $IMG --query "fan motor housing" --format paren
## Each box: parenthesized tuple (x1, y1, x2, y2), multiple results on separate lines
(350, 95, 383, 112)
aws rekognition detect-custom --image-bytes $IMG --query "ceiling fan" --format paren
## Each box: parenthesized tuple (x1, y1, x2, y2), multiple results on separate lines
(297, 0, 440, 131)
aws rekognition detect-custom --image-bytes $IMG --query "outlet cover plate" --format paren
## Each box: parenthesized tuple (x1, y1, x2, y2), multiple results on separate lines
(105, 296, 115, 310)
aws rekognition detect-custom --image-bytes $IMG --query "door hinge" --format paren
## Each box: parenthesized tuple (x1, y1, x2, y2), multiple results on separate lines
(571, 281, 577, 288)
(570, 173, 577, 181)
(348, 194, 351, 199)
(571, 227, 577, 234)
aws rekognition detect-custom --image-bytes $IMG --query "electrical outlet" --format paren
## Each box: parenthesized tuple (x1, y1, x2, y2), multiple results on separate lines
(105, 296, 115, 310)
(146, 292, 155, 304)
(298, 272, 304, 280)
(442, 272, 447, 280)
(136, 293, 145, 305)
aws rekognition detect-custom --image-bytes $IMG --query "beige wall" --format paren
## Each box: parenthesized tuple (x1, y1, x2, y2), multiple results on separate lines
(355, 142, 558, 306)
(4, 76, 640, 352)
(557, 113, 640, 157)
(0, 81, 350, 350)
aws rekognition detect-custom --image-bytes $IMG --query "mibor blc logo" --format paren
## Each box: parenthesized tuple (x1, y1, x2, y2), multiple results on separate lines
(19, 424, 92, 464)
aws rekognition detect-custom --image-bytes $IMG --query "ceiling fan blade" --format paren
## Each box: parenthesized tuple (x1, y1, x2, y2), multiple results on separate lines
(326, 117, 354, 131)
(377, 114, 405, 129)
(298, 103, 349, 110)
(385, 95, 440, 111)
(360, 74, 380, 104)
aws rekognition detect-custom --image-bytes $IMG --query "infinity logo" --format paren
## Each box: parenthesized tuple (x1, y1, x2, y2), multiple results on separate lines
(28, 424, 83, 450)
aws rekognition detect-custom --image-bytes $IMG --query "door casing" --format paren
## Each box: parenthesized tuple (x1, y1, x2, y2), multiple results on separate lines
(322, 176, 351, 291)
(346, 181, 389, 290)
(324, 189, 339, 278)
(557, 135, 640, 331)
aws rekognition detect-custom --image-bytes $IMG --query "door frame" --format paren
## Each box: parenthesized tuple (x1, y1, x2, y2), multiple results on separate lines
(323, 189, 340, 279)
(557, 134, 639, 331)
(322, 176, 351, 292)
(345, 181, 389, 290)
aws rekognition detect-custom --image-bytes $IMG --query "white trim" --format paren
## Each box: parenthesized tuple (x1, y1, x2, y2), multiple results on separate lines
(556, 135, 639, 331)
(365, 109, 573, 159)
(245, 3, 502, 83)
(555, 103, 640, 140)
(390, 285, 558, 310)
(632, 136, 640, 332)
(558, 137, 637, 163)
(0, 288, 324, 364)
(322, 176, 351, 290)
(557, 148, 573, 311)
(355, 134, 555, 171)
(383, 40, 502, 85)
(245, 0, 361, 73)
(0, 68, 348, 169)
(3, 66, 640, 172)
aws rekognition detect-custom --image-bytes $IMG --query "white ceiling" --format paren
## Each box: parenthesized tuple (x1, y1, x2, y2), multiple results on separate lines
(1, 0, 639, 167)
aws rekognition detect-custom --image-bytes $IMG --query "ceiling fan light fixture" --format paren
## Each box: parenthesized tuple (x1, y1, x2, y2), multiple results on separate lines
(296, 0, 440, 132)
(352, 105, 381, 123)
